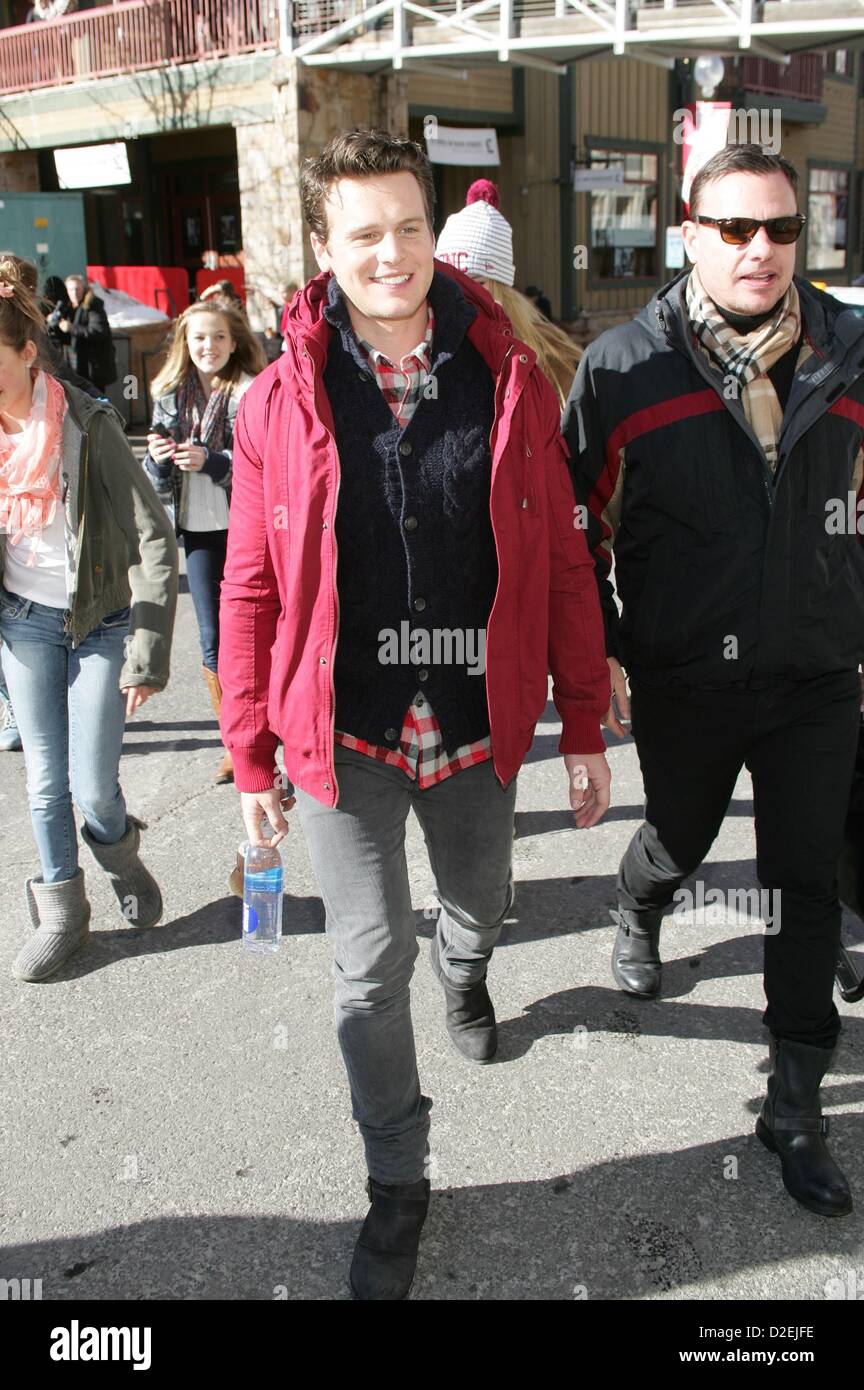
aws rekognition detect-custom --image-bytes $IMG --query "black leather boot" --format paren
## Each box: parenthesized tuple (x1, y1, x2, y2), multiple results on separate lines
(610, 908, 663, 998)
(430, 935, 497, 1063)
(755, 1036, 853, 1217)
(348, 1177, 430, 1300)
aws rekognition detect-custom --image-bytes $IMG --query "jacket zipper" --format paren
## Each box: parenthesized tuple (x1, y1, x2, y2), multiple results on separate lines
(64, 430, 89, 642)
(307, 348, 341, 802)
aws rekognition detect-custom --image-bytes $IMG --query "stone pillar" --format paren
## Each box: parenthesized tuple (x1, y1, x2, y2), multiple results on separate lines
(0, 150, 39, 193)
(236, 59, 409, 330)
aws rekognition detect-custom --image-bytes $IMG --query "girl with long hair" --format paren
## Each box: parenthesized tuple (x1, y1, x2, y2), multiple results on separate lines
(0, 257, 179, 983)
(435, 180, 582, 407)
(144, 300, 266, 783)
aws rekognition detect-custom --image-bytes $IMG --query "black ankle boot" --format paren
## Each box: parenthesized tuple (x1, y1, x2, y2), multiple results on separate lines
(349, 1176, 430, 1300)
(430, 935, 497, 1063)
(610, 909, 663, 998)
(755, 1036, 853, 1217)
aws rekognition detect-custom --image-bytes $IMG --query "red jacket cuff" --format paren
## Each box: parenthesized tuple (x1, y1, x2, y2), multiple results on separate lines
(229, 747, 281, 793)
(558, 713, 606, 756)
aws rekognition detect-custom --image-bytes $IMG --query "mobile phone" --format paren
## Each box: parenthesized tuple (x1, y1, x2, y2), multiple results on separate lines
(150, 422, 173, 440)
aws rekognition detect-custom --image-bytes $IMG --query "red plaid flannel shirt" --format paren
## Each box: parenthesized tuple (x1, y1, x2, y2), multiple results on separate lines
(334, 306, 493, 786)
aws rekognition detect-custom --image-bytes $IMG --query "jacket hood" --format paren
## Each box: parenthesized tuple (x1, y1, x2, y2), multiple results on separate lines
(278, 259, 515, 388)
(59, 378, 123, 434)
(638, 268, 864, 359)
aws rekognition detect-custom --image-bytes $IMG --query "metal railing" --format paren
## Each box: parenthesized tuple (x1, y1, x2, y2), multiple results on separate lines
(734, 52, 823, 99)
(0, 0, 280, 97)
(0, 0, 850, 94)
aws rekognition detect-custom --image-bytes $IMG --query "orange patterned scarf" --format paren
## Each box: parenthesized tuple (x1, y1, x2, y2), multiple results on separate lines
(0, 370, 67, 565)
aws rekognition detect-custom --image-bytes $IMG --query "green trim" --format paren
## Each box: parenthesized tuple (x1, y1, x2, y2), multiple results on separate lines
(408, 105, 520, 129)
(731, 90, 828, 126)
(559, 64, 573, 321)
(0, 52, 277, 152)
(804, 158, 853, 279)
(408, 68, 524, 132)
(583, 135, 665, 294)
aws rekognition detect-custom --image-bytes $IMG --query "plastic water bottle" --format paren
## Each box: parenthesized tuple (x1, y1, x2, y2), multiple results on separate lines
(242, 840, 283, 955)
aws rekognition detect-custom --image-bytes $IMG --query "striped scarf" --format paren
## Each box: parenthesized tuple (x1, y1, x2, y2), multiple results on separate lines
(176, 369, 229, 453)
(686, 266, 809, 471)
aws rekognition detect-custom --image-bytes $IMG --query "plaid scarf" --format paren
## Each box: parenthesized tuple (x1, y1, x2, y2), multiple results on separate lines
(686, 266, 809, 471)
(176, 369, 229, 453)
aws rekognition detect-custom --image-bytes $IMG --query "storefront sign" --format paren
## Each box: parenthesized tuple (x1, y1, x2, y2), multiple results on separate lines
(424, 126, 500, 166)
(54, 143, 132, 190)
(573, 167, 625, 193)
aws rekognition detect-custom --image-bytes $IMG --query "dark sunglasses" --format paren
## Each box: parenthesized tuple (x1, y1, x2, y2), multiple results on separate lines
(694, 214, 806, 246)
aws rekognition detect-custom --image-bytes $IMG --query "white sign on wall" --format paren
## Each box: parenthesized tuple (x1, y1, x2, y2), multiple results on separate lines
(54, 143, 132, 190)
(573, 167, 625, 193)
(424, 126, 500, 167)
(665, 226, 686, 269)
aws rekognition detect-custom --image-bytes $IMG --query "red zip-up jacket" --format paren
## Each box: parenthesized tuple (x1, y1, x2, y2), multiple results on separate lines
(218, 261, 609, 804)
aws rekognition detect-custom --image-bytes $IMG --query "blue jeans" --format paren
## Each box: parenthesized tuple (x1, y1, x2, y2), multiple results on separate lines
(294, 746, 517, 1184)
(0, 585, 130, 884)
(182, 529, 227, 673)
(0, 644, 10, 709)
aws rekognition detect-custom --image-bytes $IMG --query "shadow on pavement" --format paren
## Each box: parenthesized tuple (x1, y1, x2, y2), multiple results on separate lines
(2, 1117, 862, 1299)
(13, 894, 327, 983)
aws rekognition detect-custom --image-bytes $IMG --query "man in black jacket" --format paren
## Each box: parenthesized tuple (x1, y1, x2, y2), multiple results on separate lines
(564, 145, 864, 1218)
(58, 274, 117, 391)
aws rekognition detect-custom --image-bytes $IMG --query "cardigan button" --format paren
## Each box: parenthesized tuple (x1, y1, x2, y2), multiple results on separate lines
(319, 656, 327, 665)
(413, 596, 426, 612)
(418, 669, 429, 682)
(399, 440, 413, 456)
(385, 728, 398, 742)
(403, 515, 418, 531)
(323, 782, 331, 790)
(519, 353, 528, 363)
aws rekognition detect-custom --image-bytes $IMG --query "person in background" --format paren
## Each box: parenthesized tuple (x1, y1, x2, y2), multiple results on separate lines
(144, 301, 266, 784)
(0, 256, 178, 983)
(55, 274, 117, 394)
(199, 279, 244, 312)
(436, 182, 581, 407)
(525, 284, 553, 321)
(44, 274, 71, 351)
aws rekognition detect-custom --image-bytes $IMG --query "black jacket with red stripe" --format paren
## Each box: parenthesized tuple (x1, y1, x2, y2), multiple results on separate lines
(562, 271, 864, 687)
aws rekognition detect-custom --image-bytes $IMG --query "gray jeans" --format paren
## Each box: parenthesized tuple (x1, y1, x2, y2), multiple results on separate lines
(294, 745, 517, 1185)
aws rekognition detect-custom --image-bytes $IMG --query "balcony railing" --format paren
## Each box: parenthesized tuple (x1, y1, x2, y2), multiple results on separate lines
(0, 0, 853, 97)
(731, 53, 824, 101)
(0, 0, 280, 97)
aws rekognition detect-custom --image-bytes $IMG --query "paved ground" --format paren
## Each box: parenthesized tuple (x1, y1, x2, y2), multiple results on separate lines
(1, 554, 863, 1302)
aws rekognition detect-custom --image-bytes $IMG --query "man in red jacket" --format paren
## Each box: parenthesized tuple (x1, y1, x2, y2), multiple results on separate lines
(219, 129, 610, 1300)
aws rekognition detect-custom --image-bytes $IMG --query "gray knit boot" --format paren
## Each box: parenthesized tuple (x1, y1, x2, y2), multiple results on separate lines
(81, 815, 163, 928)
(13, 870, 91, 982)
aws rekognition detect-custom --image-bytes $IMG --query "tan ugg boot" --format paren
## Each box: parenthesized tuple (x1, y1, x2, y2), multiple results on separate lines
(202, 666, 234, 784)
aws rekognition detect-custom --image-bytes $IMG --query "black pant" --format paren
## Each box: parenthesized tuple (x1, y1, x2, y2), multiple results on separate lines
(181, 530, 227, 673)
(619, 671, 861, 1049)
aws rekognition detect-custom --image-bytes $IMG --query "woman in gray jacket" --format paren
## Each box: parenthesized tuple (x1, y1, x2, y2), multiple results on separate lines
(0, 257, 179, 983)
(144, 299, 264, 783)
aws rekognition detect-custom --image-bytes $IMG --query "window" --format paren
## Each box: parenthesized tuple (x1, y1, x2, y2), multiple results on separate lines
(823, 48, 850, 77)
(807, 166, 850, 272)
(588, 148, 660, 282)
